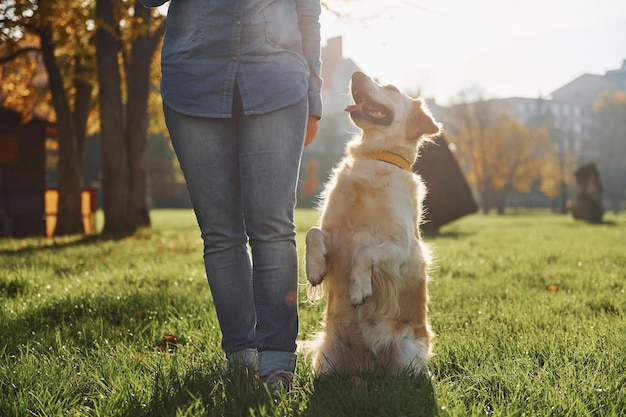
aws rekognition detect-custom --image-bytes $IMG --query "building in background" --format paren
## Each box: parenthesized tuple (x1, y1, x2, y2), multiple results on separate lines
(438, 60, 626, 148)
(434, 59, 626, 211)
(298, 36, 361, 208)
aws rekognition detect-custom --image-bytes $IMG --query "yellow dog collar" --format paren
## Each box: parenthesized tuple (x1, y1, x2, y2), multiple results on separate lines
(366, 151, 412, 171)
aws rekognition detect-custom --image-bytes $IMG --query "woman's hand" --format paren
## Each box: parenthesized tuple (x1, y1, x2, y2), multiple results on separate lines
(304, 115, 319, 146)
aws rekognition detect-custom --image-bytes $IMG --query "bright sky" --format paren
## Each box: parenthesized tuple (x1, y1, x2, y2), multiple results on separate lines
(321, 0, 626, 104)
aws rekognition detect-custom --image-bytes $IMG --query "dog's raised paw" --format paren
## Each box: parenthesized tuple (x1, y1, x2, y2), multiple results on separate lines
(306, 263, 327, 286)
(305, 227, 328, 286)
(350, 280, 372, 307)
(350, 293, 370, 307)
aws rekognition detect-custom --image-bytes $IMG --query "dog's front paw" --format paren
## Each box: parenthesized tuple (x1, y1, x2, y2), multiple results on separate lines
(306, 259, 327, 286)
(350, 278, 372, 307)
(305, 227, 328, 286)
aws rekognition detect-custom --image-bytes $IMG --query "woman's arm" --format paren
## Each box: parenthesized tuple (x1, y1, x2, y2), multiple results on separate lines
(295, 0, 323, 121)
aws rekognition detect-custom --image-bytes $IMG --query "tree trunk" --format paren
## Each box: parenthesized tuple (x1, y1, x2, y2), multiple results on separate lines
(73, 54, 93, 165)
(40, 30, 85, 235)
(96, 0, 134, 235)
(124, 3, 164, 228)
(480, 191, 490, 214)
(480, 178, 493, 214)
(495, 187, 508, 215)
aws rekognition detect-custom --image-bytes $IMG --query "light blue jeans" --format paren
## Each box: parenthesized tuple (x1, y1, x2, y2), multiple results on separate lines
(163, 90, 307, 377)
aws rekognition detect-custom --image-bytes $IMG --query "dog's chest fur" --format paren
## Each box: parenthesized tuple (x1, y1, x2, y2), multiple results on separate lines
(321, 158, 422, 234)
(318, 157, 424, 279)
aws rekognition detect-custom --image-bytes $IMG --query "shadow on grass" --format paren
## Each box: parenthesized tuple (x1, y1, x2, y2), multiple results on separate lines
(142, 367, 277, 417)
(300, 372, 438, 417)
(588, 219, 618, 226)
(0, 288, 281, 417)
(0, 290, 190, 356)
(566, 218, 620, 228)
(423, 229, 474, 240)
(0, 232, 135, 256)
(138, 369, 439, 417)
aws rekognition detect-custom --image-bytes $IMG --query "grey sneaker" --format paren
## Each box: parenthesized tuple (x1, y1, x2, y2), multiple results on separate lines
(261, 370, 293, 397)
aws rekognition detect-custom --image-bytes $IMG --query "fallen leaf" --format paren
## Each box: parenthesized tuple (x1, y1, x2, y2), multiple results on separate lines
(154, 333, 182, 353)
(546, 284, 559, 292)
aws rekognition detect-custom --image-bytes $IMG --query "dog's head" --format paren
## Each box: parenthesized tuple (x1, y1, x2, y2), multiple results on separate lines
(345, 72, 441, 162)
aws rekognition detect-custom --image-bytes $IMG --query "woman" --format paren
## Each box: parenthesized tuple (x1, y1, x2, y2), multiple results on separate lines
(140, 0, 323, 394)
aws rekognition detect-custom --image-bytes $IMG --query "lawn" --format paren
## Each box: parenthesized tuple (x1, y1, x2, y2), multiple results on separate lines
(1, 209, 625, 416)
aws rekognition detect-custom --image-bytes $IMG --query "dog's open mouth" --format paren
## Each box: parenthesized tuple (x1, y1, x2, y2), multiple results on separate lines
(345, 90, 393, 125)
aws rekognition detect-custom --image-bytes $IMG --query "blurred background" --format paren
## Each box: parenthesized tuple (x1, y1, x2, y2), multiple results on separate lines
(1, 0, 625, 237)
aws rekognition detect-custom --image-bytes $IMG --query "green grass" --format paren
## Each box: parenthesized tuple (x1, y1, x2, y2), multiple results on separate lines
(1, 209, 625, 416)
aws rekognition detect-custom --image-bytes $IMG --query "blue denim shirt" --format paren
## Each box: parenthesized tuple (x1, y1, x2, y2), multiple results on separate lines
(146, 0, 323, 119)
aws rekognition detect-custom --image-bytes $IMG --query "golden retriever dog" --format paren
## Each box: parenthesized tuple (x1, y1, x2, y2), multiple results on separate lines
(305, 71, 441, 376)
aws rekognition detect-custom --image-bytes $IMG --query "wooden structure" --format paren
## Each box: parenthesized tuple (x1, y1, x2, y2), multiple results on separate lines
(0, 107, 49, 237)
(44, 188, 97, 237)
(0, 107, 97, 237)
(414, 135, 478, 232)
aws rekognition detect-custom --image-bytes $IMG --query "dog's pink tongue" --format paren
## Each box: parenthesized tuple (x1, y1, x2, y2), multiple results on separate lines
(345, 102, 364, 112)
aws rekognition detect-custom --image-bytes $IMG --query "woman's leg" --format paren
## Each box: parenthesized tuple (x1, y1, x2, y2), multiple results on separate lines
(238, 95, 308, 377)
(163, 104, 257, 363)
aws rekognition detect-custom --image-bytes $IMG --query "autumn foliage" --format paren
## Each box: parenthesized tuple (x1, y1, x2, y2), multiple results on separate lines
(0, 0, 166, 235)
(447, 102, 559, 213)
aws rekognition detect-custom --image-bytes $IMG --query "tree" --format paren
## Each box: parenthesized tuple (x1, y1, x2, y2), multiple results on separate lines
(445, 93, 496, 213)
(485, 114, 556, 213)
(0, 35, 51, 120)
(1, 0, 95, 235)
(525, 97, 578, 213)
(2, 0, 166, 236)
(447, 95, 558, 214)
(96, 0, 165, 234)
(592, 91, 626, 211)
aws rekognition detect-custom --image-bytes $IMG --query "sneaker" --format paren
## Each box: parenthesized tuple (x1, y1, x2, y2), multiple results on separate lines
(261, 370, 293, 397)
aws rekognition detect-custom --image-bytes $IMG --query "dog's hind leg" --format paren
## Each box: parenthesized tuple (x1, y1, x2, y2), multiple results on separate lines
(388, 337, 430, 376)
(305, 227, 328, 286)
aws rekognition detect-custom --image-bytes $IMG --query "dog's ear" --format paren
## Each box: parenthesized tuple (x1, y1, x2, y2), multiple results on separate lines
(406, 99, 442, 140)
